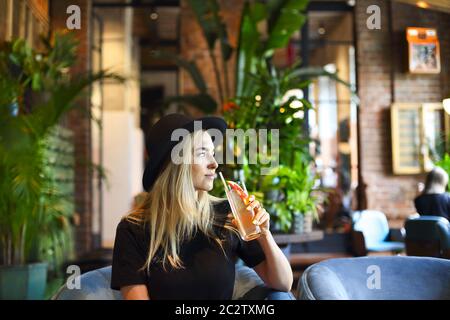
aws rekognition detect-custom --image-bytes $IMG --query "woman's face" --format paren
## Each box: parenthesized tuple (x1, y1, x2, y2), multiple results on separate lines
(191, 131, 218, 192)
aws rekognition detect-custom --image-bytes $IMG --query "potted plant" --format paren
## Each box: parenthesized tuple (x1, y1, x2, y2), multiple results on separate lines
(262, 155, 320, 234)
(0, 32, 118, 299)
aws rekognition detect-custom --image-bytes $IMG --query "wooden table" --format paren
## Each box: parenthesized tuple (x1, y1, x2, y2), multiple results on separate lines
(272, 230, 324, 245)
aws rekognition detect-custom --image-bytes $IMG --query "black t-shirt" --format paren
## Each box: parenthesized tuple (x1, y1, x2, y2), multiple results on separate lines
(414, 193, 450, 220)
(110, 200, 266, 299)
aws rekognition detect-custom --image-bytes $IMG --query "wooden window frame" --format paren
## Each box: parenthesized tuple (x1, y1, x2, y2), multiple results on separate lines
(391, 102, 449, 175)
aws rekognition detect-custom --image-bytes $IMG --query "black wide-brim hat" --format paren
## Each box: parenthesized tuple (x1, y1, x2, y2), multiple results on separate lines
(142, 113, 227, 191)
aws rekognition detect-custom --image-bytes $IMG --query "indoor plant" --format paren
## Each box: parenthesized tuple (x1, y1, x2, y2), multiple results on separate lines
(262, 156, 320, 234)
(154, 0, 352, 229)
(0, 32, 118, 299)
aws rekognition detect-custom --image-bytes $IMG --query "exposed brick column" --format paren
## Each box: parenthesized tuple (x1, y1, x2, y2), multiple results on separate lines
(50, 0, 93, 255)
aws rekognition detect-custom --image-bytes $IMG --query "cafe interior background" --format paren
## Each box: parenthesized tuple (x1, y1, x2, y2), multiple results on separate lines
(0, 0, 450, 300)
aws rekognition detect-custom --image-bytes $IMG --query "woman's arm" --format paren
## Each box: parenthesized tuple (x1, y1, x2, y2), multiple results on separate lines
(253, 231, 293, 292)
(246, 199, 293, 292)
(120, 284, 150, 300)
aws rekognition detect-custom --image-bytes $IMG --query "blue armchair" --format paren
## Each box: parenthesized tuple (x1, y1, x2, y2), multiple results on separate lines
(351, 210, 405, 255)
(298, 256, 450, 300)
(405, 216, 449, 258)
(52, 265, 295, 300)
(437, 219, 450, 259)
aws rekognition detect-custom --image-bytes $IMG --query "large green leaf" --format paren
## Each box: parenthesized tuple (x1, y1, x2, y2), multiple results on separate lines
(235, 2, 266, 98)
(265, 0, 309, 53)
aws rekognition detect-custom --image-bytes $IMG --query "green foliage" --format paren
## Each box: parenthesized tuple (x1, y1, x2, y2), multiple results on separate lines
(264, 0, 308, 52)
(262, 158, 319, 233)
(436, 154, 450, 192)
(0, 32, 119, 266)
(158, 0, 355, 232)
(428, 131, 450, 191)
(235, 0, 309, 98)
(223, 61, 313, 193)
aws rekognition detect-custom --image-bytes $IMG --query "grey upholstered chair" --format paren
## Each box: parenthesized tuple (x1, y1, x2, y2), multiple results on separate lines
(297, 256, 450, 300)
(52, 264, 295, 300)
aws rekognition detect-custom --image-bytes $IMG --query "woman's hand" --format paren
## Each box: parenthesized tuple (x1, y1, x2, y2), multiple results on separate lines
(227, 195, 271, 235)
(246, 195, 270, 235)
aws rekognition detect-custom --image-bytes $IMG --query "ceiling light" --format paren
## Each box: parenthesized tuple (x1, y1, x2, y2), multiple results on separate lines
(416, 1, 429, 9)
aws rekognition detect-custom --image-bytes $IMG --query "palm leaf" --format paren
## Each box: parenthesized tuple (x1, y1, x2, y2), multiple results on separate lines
(264, 0, 309, 54)
(235, 2, 266, 97)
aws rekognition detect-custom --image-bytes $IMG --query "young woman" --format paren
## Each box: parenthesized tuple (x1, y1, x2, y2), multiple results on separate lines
(111, 114, 293, 300)
(414, 166, 450, 220)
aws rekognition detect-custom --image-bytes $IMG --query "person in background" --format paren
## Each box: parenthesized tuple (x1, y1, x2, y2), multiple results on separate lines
(414, 167, 450, 220)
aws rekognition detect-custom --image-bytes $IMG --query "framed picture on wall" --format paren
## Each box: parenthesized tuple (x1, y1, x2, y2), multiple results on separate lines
(391, 102, 449, 175)
(407, 27, 441, 74)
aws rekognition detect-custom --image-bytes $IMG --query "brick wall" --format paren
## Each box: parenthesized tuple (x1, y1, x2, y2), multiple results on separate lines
(50, 0, 94, 255)
(355, 0, 450, 226)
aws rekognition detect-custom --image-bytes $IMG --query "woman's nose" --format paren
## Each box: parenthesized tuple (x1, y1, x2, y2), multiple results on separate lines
(208, 156, 218, 169)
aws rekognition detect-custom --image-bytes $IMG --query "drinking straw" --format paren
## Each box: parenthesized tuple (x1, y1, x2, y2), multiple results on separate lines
(237, 169, 249, 197)
(219, 172, 239, 226)
(241, 180, 248, 196)
(218, 172, 230, 192)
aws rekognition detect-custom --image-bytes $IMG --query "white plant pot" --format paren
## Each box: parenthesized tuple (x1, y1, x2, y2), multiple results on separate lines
(303, 213, 313, 233)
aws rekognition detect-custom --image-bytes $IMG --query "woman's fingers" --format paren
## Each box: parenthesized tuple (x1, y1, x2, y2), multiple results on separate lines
(246, 200, 261, 211)
(252, 208, 270, 225)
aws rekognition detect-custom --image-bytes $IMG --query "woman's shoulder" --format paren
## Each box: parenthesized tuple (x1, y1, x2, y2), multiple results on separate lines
(116, 217, 148, 238)
(417, 192, 450, 199)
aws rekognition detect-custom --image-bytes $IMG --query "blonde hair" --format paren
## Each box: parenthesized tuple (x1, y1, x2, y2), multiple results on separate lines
(125, 130, 237, 272)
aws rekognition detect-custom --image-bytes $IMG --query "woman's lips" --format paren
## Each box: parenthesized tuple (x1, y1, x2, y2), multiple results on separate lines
(205, 174, 217, 179)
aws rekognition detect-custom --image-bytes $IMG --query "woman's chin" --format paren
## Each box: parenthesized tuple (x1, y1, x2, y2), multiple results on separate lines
(195, 181, 214, 192)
